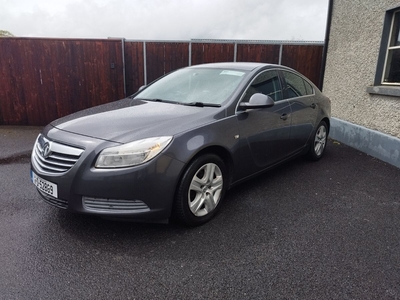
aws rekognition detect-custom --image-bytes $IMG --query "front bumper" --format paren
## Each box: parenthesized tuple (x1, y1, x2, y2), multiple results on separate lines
(31, 127, 185, 221)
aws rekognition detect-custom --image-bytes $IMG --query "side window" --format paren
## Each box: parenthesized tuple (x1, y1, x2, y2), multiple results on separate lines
(369, 7, 400, 96)
(282, 71, 312, 99)
(242, 70, 283, 102)
(383, 9, 400, 84)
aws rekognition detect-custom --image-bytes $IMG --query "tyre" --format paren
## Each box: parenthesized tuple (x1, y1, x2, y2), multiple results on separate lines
(173, 154, 227, 226)
(307, 120, 328, 161)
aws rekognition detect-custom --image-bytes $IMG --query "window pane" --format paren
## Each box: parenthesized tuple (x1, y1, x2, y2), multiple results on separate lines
(390, 11, 400, 47)
(304, 80, 314, 95)
(243, 70, 282, 102)
(282, 71, 307, 98)
(384, 49, 400, 83)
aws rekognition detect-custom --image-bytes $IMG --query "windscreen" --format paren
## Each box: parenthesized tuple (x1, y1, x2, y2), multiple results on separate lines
(135, 68, 248, 105)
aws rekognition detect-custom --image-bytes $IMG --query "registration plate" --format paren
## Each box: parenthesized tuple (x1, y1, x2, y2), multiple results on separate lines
(31, 171, 58, 198)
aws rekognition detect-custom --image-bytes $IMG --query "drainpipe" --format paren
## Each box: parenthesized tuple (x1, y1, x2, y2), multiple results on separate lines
(121, 38, 126, 97)
(319, 0, 334, 91)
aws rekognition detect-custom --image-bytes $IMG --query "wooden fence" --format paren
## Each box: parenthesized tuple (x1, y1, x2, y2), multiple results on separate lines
(0, 37, 324, 126)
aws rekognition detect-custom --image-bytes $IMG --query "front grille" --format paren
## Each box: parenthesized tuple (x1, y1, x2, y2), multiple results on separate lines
(83, 197, 150, 212)
(38, 190, 68, 209)
(32, 135, 84, 175)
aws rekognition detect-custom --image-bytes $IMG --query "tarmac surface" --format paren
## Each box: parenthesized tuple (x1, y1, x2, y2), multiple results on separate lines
(0, 125, 42, 160)
(0, 125, 399, 299)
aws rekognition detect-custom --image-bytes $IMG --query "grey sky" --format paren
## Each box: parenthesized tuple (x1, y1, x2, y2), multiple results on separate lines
(1, 0, 329, 41)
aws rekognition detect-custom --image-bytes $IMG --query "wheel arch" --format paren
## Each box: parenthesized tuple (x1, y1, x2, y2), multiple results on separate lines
(321, 117, 330, 135)
(171, 145, 234, 225)
(173, 145, 235, 199)
(189, 145, 234, 186)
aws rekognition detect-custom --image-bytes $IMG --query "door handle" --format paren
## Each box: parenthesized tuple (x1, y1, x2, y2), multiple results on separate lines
(310, 103, 316, 109)
(280, 113, 288, 120)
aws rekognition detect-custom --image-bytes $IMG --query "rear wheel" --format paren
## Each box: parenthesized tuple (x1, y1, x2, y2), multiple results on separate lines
(308, 121, 328, 161)
(173, 154, 227, 226)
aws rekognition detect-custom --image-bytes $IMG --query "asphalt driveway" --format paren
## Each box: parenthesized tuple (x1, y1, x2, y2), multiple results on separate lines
(0, 126, 399, 299)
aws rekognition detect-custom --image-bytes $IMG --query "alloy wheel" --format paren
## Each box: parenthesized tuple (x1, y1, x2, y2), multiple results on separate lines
(188, 163, 223, 217)
(314, 124, 327, 157)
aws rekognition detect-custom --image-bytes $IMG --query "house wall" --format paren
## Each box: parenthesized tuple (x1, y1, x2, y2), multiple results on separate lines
(324, 0, 400, 138)
(323, 0, 400, 168)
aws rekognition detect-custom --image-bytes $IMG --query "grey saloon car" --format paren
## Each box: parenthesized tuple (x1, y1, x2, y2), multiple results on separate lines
(31, 62, 331, 226)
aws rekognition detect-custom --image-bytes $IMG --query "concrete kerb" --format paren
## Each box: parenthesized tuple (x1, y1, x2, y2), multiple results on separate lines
(329, 117, 400, 169)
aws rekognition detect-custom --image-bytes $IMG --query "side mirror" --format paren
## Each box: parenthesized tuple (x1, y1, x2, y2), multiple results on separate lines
(239, 93, 275, 110)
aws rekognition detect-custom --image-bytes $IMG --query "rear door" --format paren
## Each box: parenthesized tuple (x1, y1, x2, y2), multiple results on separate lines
(280, 70, 318, 151)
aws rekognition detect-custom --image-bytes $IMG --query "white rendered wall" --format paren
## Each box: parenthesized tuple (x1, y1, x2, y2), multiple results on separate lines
(323, 0, 400, 139)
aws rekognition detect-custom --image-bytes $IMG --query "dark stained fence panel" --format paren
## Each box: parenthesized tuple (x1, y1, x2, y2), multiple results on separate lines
(0, 38, 124, 126)
(124, 42, 144, 95)
(145, 42, 189, 84)
(281, 45, 324, 86)
(1, 39, 31, 125)
(0, 39, 56, 125)
(236, 44, 280, 64)
(191, 43, 235, 65)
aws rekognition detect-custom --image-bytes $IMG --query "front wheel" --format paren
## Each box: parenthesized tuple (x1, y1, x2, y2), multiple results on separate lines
(307, 121, 328, 161)
(173, 154, 227, 226)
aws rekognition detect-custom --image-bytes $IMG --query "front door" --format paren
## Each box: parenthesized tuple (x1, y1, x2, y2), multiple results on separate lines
(236, 70, 292, 171)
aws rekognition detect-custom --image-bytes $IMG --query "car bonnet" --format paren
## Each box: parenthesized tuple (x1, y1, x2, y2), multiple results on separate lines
(50, 98, 225, 144)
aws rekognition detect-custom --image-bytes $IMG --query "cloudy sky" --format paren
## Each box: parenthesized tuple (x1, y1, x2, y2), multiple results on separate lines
(1, 0, 329, 41)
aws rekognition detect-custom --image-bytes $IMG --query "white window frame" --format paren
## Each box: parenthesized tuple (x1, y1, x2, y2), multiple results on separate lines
(382, 9, 400, 85)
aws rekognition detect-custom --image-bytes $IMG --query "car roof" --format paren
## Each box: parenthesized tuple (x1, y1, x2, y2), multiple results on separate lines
(188, 62, 279, 71)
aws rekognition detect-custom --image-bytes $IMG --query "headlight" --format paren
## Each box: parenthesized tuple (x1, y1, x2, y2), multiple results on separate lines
(95, 136, 173, 168)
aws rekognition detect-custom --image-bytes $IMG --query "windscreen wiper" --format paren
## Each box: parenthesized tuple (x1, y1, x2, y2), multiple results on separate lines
(139, 98, 180, 104)
(135, 98, 220, 107)
(184, 102, 221, 107)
